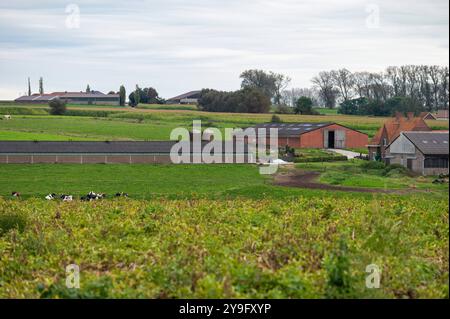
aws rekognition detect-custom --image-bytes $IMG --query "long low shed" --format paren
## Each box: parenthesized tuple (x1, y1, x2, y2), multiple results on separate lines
(0, 141, 252, 164)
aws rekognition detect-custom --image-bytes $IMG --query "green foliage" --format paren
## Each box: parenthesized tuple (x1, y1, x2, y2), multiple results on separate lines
(198, 88, 271, 113)
(294, 156, 348, 163)
(48, 98, 66, 115)
(361, 161, 386, 170)
(0, 212, 27, 236)
(62, 110, 111, 117)
(0, 194, 447, 298)
(339, 96, 424, 117)
(119, 85, 126, 106)
(240, 69, 278, 100)
(325, 239, 353, 298)
(295, 96, 317, 115)
(271, 114, 282, 123)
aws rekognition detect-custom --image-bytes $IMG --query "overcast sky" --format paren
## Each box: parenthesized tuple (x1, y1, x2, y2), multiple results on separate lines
(0, 0, 448, 100)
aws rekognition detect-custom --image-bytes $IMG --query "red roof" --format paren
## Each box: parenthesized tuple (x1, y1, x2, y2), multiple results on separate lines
(370, 113, 431, 145)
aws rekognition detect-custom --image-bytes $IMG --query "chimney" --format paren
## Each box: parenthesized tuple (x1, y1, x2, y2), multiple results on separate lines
(394, 112, 403, 121)
(407, 112, 414, 120)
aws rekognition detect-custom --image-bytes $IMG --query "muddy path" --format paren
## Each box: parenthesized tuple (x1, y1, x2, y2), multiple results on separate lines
(273, 170, 414, 194)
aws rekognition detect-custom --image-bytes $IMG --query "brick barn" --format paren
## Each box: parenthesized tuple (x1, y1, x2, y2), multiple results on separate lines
(239, 122, 368, 149)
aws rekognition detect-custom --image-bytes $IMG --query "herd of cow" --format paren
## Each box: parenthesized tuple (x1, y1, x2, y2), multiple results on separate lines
(11, 191, 129, 201)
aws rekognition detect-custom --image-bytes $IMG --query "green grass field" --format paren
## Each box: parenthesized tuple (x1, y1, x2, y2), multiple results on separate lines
(1, 104, 448, 142)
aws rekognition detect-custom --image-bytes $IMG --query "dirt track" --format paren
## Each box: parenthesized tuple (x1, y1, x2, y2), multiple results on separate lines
(273, 170, 408, 194)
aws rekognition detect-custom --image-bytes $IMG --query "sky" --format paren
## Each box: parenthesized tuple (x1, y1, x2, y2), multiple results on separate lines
(0, 0, 448, 100)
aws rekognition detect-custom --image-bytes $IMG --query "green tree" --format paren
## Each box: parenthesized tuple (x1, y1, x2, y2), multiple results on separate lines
(119, 85, 126, 106)
(240, 69, 277, 100)
(134, 85, 140, 106)
(86, 84, 91, 93)
(338, 97, 369, 115)
(48, 98, 66, 115)
(39, 77, 44, 95)
(294, 96, 314, 114)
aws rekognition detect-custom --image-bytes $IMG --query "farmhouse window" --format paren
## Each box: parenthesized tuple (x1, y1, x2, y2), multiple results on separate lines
(424, 157, 449, 169)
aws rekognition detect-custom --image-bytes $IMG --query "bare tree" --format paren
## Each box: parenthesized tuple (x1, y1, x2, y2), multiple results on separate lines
(311, 71, 338, 108)
(331, 68, 355, 101)
(273, 73, 291, 105)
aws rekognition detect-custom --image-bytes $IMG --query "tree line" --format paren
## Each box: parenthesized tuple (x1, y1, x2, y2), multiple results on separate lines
(309, 65, 449, 114)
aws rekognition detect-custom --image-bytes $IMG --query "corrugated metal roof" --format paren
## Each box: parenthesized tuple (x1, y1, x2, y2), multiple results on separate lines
(0, 141, 248, 154)
(14, 92, 119, 102)
(403, 131, 449, 155)
(248, 122, 332, 137)
(167, 91, 201, 101)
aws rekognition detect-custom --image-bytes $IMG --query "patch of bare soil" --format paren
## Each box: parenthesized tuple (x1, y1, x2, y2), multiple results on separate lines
(273, 170, 414, 194)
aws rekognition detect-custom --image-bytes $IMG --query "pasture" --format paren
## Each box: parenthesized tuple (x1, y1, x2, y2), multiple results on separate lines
(1, 103, 448, 142)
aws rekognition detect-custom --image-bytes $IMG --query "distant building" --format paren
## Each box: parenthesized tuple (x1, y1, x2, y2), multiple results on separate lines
(420, 112, 437, 120)
(385, 131, 449, 175)
(436, 109, 449, 121)
(368, 112, 431, 161)
(167, 91, 201, 104)
(14, 91, 120, 105)
(236, 122, 368, 149)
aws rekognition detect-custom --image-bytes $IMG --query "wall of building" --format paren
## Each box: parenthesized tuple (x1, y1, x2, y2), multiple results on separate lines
(0, 154, 251, 164)
(298, 124, 368, 149)
(386, 149, 449, 176)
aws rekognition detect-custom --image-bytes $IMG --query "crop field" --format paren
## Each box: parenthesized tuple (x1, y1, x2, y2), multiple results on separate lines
(1, 104, 448, 142)
(0, 193, 448, 298)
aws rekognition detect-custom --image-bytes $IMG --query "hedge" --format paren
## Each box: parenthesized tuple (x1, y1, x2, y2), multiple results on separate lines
(294, 156, 348, 163)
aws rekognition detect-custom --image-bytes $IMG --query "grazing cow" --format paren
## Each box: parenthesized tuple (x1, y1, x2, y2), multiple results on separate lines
(45, 193, 57, 200)
(81, 191, 106, 201)
(11, 191, 20, 197)
(60, 195, 73, 202)
(115, 192, 129, 197)
(3, 115, 11, 120)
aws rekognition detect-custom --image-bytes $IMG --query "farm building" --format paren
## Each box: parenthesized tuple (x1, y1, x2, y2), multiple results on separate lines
(237, 122, 368, 149)
(368, 112, 431, 161)
(420, 112, 437, 120)
(166, 91, 201, 104)
(436, 109, 449, 121)
(0, 141, 251, 164)
(14, 91, 120, 105)
(385, 131, 449, 176)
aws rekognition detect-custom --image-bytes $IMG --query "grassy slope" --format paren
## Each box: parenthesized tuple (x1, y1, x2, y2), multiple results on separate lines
(297, 160, 448, 190)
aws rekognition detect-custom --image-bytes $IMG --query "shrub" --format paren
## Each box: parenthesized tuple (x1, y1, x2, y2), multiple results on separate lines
(271, 115, 282, 123)
(383, 164, 409, 177)
(48, 98, 66, 115)
(0, 213, 27, 236)
(361, 161, 386, 170)
(294, 156, 348, 163)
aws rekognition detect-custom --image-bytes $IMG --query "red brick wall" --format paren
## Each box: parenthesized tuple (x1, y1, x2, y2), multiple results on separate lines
(298, 124, 367, 148)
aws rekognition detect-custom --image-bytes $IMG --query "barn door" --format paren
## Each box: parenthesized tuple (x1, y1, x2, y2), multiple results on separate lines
(335, 130, 346, 149)
(323, 130, 329, 148)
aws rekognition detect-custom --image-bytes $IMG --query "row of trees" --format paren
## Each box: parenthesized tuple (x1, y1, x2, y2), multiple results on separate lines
(338, 96, 425, 116)
(197, 87, 271, 113)
(311, 65, 449, 111)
